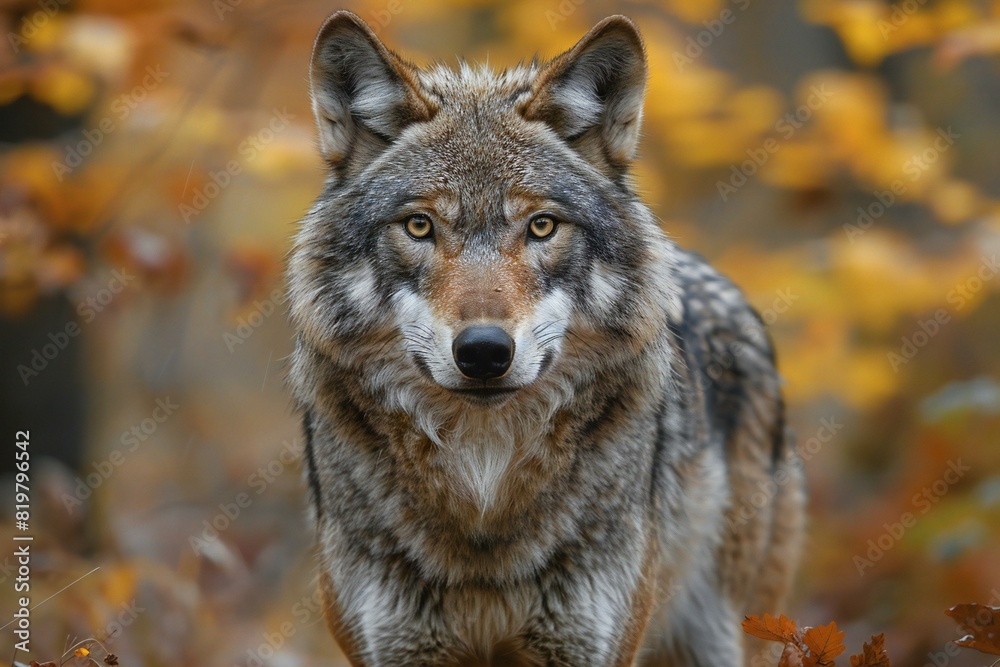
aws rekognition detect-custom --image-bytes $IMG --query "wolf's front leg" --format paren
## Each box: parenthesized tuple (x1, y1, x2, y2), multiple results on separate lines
(514, 557, 658, 667)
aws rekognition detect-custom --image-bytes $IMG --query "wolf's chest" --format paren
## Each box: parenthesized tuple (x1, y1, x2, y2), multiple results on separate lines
(343, 571, 620, 666)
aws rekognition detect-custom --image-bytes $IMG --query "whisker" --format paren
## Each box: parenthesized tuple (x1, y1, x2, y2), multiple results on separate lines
(537, 334, 564, 347)
(532, 319, 568, 337)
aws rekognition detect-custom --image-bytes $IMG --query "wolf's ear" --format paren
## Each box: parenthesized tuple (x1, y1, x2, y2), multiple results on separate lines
(309, 11, 436, 168)
(522, 16, 647, 174)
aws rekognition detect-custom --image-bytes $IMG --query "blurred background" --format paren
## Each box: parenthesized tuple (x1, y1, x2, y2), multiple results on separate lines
(1, 0, 999, 665)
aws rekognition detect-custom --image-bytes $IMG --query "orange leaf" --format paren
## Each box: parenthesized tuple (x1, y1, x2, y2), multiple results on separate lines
(849, 634, 891, 667)
(74, 647, 90, 658)
(946, 604, 1000, 656)
(743, 613, 801, 644)
(803, 621, 847, 666)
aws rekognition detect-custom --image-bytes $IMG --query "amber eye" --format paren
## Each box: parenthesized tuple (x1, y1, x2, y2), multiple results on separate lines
(528, 216, 557, 240)
(404, 215, 433, 240)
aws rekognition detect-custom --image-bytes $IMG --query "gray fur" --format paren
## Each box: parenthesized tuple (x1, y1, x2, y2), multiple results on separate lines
(287, 11, 804, 667)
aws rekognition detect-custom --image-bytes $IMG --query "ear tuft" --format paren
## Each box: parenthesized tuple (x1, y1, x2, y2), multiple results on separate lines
(309, 11, 436, 168)
(522, 16, 647, 174)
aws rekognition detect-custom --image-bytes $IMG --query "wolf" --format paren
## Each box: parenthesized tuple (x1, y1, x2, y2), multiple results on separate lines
(286, 10, 804, 666)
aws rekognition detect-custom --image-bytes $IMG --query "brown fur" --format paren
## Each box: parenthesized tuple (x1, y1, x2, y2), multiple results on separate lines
(288, 11, 804, 666)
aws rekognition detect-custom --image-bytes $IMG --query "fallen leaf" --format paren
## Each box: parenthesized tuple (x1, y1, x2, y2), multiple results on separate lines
(743, 613, 801, 644)
(803, 621, 847, 666)
(850, 634, 891, 667)
(947, 604, 1000, 656)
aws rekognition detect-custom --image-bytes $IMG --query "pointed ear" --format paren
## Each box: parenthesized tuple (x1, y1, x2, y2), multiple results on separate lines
(522, 16, 647, 175)
(309, 11, 436, 168)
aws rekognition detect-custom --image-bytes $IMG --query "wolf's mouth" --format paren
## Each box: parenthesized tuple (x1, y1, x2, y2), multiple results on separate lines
(452, 386, 519, 396)
(451, 386, 520, 403)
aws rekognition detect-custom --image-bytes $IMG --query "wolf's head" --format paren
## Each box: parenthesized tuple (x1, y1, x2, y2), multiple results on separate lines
(289, 12, 679, 426)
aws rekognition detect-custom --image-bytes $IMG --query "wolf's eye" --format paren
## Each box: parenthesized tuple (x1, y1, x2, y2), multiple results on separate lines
(404, 215, 433, 240)
(528, 216, 557, 240)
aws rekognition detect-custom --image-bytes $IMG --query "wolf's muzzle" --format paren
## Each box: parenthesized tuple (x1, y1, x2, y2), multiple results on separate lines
(452, 326, 514, 380)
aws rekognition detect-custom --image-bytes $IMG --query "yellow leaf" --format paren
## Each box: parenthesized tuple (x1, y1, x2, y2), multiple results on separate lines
(101, 565, 137, 607)
(21, 12, 66, 53)
(829, 1, 890, 66)
(930, 179, 982, 224)
(728, 86, 785, 137)
(31, 66, 95, 116)
(760, 138, 834, 190)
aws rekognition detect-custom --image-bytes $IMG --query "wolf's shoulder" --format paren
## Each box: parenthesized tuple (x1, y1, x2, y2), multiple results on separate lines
(670, 248, 773, 363)
(668, 247, 783, 453)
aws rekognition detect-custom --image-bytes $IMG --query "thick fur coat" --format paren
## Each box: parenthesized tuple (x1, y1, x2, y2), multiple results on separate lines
(286, 11, 804, 666)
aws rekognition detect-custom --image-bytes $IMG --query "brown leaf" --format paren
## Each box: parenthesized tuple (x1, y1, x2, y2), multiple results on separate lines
(803, 621, 847, 666)
(850, 634, 891, 667)
(946, 604, 1000, 656)
(743, 613, 801, 644)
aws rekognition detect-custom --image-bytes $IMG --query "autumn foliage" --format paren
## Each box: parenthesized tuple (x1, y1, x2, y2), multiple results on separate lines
(743, 614, 846, 666)
(744, 605, 1000, 666)
(2, 0, 1000, 665)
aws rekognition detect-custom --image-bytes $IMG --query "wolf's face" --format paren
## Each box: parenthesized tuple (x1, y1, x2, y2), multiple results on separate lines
(289, 13, 677, 418)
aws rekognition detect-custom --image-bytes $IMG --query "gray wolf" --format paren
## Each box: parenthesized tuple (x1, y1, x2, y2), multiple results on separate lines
(286, 10, 805, 666)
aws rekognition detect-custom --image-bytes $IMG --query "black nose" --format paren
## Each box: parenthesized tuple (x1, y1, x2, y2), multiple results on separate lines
(453, 326, 514, 380)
